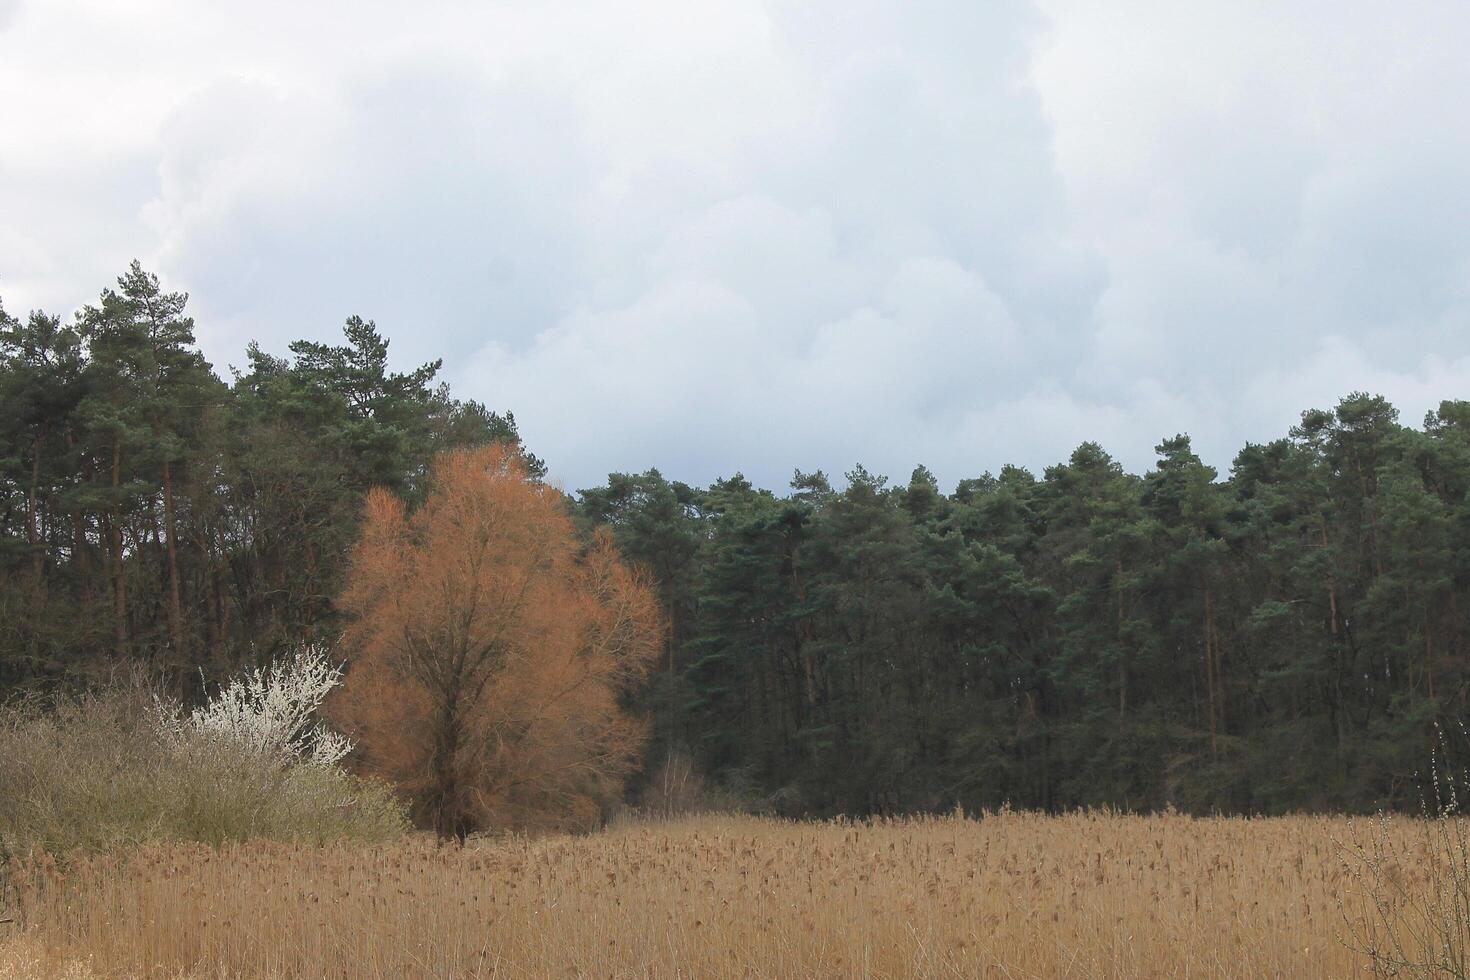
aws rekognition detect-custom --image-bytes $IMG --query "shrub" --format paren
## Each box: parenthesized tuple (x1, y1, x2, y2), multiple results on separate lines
(0, 665, 407, 858)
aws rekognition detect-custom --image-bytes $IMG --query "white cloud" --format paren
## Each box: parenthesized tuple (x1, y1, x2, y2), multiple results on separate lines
(2, 0, 1468, 490)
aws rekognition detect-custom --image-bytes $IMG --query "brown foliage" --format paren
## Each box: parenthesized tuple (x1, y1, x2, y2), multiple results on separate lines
(329, 445, 662, 836)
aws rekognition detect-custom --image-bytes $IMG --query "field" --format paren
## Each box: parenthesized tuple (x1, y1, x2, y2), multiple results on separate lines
(0, 811, 1434, 978)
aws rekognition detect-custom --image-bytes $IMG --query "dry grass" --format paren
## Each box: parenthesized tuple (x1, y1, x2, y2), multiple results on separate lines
(0, 810, 1433, 978)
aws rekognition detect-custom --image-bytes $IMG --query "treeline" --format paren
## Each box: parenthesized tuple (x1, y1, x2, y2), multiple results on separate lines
(4, 264, 1467, 817)
(0, 262, 535, 685)
(583, 401, 1470, 816)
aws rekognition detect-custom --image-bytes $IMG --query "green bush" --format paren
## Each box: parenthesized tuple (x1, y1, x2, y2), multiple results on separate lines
(0, 681, 408, 856)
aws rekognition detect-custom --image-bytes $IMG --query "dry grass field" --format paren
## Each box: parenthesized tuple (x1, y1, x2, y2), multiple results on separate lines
(0, 810, 1438, 978)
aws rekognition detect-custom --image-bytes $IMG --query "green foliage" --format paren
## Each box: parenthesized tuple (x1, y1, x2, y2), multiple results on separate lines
(4, 264, 1469, 820)
(580, 401, 1470, 817)
(0, 262, 535, 683)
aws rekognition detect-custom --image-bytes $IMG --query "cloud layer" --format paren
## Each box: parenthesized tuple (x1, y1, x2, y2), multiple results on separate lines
(3, 0, 1468, 489)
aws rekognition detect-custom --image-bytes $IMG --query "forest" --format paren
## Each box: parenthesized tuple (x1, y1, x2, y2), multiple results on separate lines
(2, 263, 1466, 819)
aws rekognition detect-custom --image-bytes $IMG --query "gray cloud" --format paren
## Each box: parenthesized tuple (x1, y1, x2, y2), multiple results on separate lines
(2, 0, 1468, 490)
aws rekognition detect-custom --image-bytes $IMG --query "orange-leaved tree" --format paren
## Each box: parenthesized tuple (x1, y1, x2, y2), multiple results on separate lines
(329, 445, 662, 837)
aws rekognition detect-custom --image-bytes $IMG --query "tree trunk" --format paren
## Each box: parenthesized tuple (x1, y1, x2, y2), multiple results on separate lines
(1425, 607, 1436, 702)
(1320, 522, 1340, 637)
(68, 430, 96, 603)
(215, 526, 232, 652)
(163, 458, 185, 657)
(1116, 559, 1128, 729)
(72, 510, 92, 602)
(432, 697, 465, 839)
(202, 547, 218, 656)
(1204, 585, 1218, 761)
(109, 435, 129, 659)
(27, 426, 46, 581)
(1211, 601, 1225, 735)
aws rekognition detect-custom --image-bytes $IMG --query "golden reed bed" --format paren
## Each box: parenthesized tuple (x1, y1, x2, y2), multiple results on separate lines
(0, 811, 1433, 978)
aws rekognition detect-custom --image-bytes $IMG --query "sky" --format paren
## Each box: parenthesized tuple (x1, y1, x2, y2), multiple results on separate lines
(3, 0, 1468, 492)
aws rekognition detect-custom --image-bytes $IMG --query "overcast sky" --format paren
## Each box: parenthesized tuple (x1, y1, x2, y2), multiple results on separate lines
(3, 1, 1467, 491)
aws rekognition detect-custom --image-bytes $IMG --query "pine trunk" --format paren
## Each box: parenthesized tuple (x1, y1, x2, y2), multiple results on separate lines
(163, 459, 185, 657)
(27, 427, 44, 581)
(1116, 559, 1128, 729)
(1320, 523, 1340, 637)
(109, 435, 129, 659)
(1205, 586, 1218, 760)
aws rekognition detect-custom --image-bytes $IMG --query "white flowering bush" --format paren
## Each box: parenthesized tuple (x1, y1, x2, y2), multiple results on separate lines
(157, 647, 354, 768)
